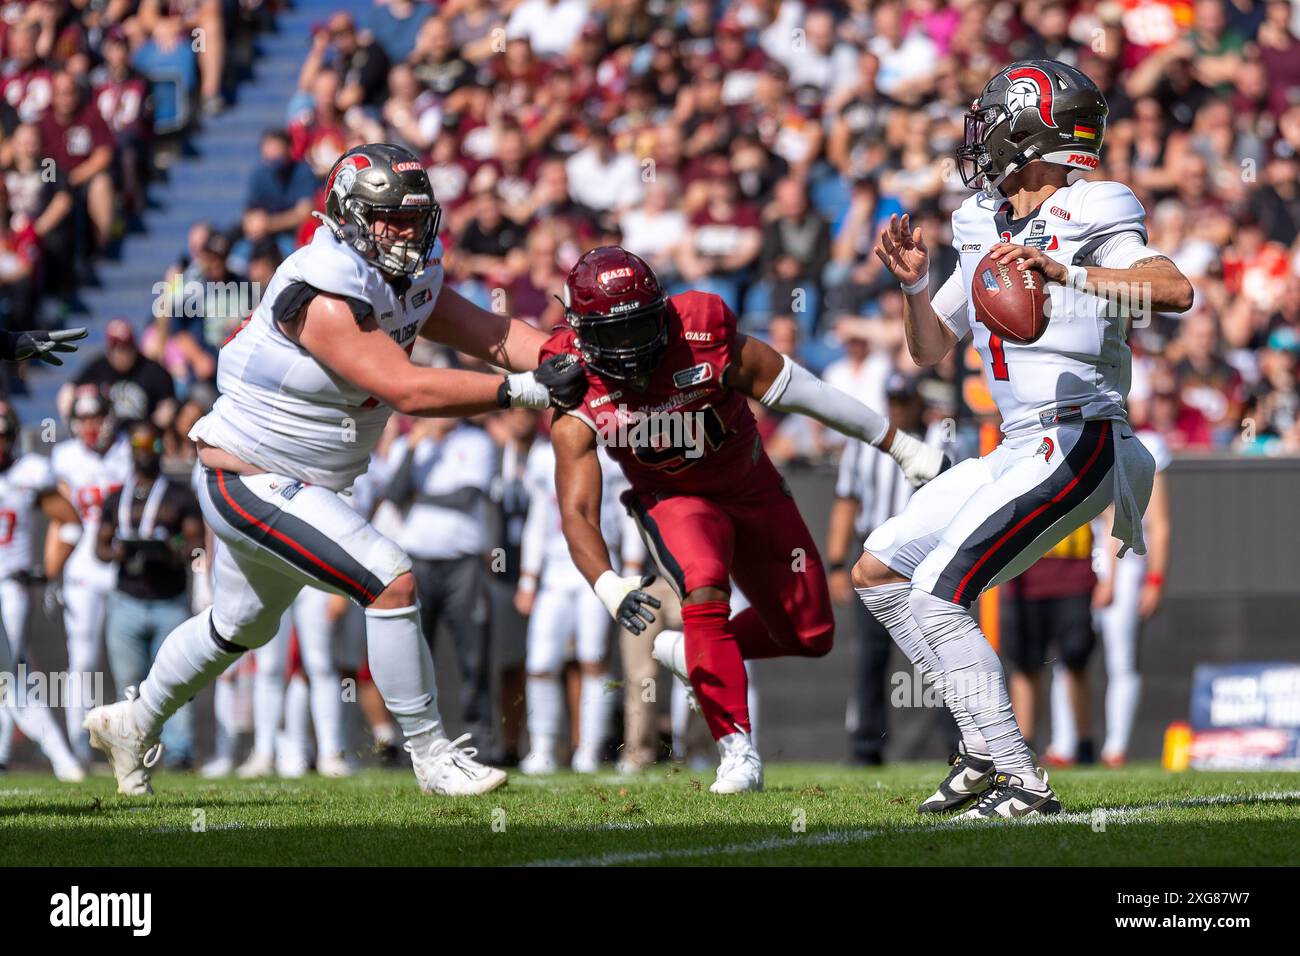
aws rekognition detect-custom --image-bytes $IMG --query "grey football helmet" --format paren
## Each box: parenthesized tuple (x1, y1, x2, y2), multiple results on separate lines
(323, 143, 441, 277)
(957, 59, 1108, 196)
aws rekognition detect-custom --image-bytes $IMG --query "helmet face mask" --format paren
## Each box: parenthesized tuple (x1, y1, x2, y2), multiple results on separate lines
(324, 144, 442, 278)
(956, 60, 1107, 196)
(563, 247, 668, 381)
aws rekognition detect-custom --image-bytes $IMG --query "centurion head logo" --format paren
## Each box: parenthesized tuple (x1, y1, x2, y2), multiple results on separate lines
(1004, 65, 1057, 129)
(327, 154, 371, 205)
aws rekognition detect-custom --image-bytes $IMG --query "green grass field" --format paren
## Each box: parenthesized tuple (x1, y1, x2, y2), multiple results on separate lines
(3, 763, 1298, 866)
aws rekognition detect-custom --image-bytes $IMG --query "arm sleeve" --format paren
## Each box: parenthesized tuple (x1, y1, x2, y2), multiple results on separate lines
(759, 354, 889, 446)
(930, 264, 969, 338)
(517, 454, 549, 583)
(1087, 230, 1159, 270)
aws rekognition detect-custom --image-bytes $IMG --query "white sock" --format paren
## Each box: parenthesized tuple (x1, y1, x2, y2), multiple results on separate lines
(908, 589, 1041, 786)
(857, 583, 990, 756)
(372, 721, 398, 746)
(211, 678, 238, 763)
(305, 664, 345, 758)
(0, 637, 78, 769)
(252, 642, 286, 760)
(135, 609, 243, 737)
(525, 674, 563, 756)
(1048, 664, 1078, 758)
(745, 661, 760, 751)
(283, 674, 312, 762)
(670, 678, 690, 758)
(577, 672, 613, 757)
(364, 604, 442, 739)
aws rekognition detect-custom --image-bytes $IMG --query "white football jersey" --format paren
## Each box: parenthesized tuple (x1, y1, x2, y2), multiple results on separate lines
(521, 440, 636, 588)
(50, 436, 132, 589)
(190, 225, 446, 491)
(0, 453, 55, 578)
(937, 179, 1152, 439)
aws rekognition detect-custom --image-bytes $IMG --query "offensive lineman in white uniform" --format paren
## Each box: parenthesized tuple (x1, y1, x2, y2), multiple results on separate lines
(856, 60, 1193, 818)
(0, 402, 85, 780)
(515, 436, 643, 774)
(84, 143, 587, 796)
(50, 388, 132, 761)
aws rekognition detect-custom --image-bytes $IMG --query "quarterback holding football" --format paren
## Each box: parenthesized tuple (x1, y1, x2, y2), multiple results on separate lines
(859, 59, 1193, 818)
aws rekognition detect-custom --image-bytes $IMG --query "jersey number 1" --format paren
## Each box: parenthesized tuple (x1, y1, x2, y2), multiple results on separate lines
(987, 334, 1010, 381)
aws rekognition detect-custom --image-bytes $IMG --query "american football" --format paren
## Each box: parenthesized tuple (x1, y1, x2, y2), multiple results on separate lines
(0, 0, 1296, 928)
(971, 251, 1051, 344)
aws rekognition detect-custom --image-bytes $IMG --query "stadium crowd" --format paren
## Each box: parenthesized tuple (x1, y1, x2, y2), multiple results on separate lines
(0, 0, 1299, 774)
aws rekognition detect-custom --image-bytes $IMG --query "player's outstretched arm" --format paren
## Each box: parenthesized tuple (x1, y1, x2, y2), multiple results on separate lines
(294, 294, 584, 415)
(990, 244, 1194, 314)
(38, 488, 80, 580)
(552, 413, 660, 633)
(421, 285, 551, 372)
(725, 333, 949, 486)
(874, 213, 957, 366)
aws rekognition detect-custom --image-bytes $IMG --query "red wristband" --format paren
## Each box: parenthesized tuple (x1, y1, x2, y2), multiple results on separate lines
(1145, 572, 1164, 588)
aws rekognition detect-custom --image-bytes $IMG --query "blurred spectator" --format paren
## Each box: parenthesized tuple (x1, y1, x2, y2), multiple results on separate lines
(675, 170, 760, 311)
(0, 23, 54, 123)
(368, 0, 432, 64)
(88, 28, 152, 221)
(757, 176, 831, 332)
(1172, 313, 1246, 446)
(506, 0, 591, 58)
(243, 129, 317, 257)
(300, 12, 391, 113)
(565, 124, 645, 213)
(38, 71, 115, 252)
(133, 0, 226, 116)
(65, 319, 177, 429)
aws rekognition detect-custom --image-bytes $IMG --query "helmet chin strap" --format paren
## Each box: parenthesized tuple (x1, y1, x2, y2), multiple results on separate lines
(982, 144, 1041, 198)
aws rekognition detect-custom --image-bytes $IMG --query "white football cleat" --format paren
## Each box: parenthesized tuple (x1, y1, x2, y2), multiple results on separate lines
(83, 699, 161, 796)
(571, 747, 601, 774)
(236, 751, 276, 779)
(200, 756, 235, 779)
(51, 754, 86, 783)
(519, 748, 559, 776)
(652, 629, 699, 713)
(709, 730, 763, 794)
(406, 733, 507, 796)
(275, 748, 309, 780)
(316, 752, 354, 778)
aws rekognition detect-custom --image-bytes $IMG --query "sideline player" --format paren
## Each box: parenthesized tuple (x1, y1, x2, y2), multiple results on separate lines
(855, 59, 1192, 818)
(0, 402, 85, 780)
(51, 388, 132, 760)
(544, 246, 948, 793)
(83, 143, 585, 796)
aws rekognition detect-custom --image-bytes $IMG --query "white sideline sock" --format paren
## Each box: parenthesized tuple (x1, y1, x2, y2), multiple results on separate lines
(525, 674, 563, 756)
(284, 674, 312, 761)
(577, 673, 613, 758)
(306, 664, 345, 757)
(1048, 664, 1078, 759)
(252, 641, 286, 760)
(364, 604, 442, 739)
(857, 583, 990, 756)
(908, 589, 1041, 786)
(135, 609, 243, 736)
(212, 678, 238, 763)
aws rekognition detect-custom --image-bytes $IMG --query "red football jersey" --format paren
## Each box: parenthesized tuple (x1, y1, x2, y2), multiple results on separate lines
(540, 291, 762, 497)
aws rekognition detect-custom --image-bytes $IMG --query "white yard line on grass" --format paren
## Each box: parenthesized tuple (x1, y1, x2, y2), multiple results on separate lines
(522, 789, 1300, 865)
(522, 828, 878, 867)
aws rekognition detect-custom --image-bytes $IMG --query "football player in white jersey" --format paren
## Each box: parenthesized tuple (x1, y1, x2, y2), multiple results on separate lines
(84, 143, 586, 797)
(856, 60, 1192, 819)
(515, 435, 643, 774)
(0, 402, 86, 780)
(50, 388, 132, 762)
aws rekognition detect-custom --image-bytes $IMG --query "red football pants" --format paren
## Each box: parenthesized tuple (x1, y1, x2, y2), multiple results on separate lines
(626, 456, 834, 738)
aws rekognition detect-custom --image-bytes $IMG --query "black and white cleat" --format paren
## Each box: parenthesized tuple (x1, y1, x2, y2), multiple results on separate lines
(957, 772, 1062, 820)
(917, 742, 995, 814)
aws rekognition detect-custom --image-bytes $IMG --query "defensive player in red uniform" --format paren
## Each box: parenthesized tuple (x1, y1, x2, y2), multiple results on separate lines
(544, 247, 948, 792)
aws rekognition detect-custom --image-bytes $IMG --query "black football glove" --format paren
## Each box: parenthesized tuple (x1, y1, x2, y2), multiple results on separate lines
(535, 352, 587, 410)
(3, 327, 88, 366)
(615, 574, 661, 634)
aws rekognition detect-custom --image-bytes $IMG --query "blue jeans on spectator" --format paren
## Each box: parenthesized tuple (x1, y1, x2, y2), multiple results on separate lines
(105, 592, 195, 766)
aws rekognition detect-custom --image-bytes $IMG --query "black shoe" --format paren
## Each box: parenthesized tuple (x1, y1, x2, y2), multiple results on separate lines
(917, 742, 995, 813)
(373, 740, 402, 767)
(958, 772, 1062, 820)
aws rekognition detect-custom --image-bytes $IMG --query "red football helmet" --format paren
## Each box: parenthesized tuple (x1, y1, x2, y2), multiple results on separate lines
(562, 246, 668, 380)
